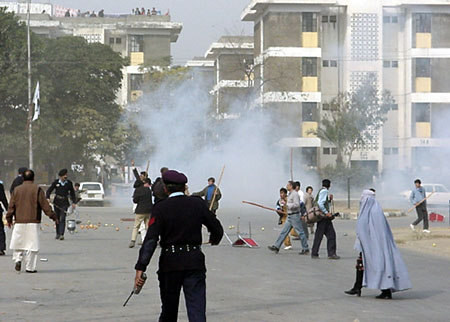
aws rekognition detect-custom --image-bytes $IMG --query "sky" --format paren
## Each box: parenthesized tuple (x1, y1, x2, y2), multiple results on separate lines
(42, 0, 253, 65)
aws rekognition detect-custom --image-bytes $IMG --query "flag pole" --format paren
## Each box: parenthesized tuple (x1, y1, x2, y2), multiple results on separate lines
(27, 0, 33, 169)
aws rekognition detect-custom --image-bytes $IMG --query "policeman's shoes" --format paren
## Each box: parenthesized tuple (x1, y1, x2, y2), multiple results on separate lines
(59, 236, 64, 240)
(299, 249, 310, 255)
(0, 250, 5, 256)
(55, 235, 60, 240)
(267, 245, 279, 253)
(129, 240, 136, 248)
(328, 255, 341, 260)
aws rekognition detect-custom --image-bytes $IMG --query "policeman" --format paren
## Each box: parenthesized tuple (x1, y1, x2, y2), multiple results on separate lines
(0, 178, 9, 255)
(10, 167, 27, 194)
(134, 170, 223, 322)
(46, 169, 76, 240)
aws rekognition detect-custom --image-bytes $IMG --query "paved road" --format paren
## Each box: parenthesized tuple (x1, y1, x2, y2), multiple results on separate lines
(1, 205, 449, 322)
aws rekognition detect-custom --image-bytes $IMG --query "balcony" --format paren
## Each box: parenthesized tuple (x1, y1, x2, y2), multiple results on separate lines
(415, 122, 431, 138)
(415, 77, 431, 92)
(302, 121, 318, 138)
(130, 90, 143, 102)
(302, 77, 318, 92)
(130, 52, 144, 66)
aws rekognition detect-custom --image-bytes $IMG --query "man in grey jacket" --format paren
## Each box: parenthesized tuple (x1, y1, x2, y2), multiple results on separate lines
(268, 181, 309, 255)
(409, 179, 430, 233)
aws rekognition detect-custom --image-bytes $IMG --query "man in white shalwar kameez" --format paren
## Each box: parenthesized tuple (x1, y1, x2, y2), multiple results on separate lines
(6, 170, 58, 273)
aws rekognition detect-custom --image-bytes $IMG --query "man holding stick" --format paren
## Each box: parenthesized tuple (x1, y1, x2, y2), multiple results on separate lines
(192, 177, 222, 214)
(409, 179, 430, 233)
(268, 181, 309, 255)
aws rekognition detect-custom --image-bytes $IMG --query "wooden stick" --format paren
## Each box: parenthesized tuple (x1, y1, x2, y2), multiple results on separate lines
(242, 201, 287, 215)
(209, 165, 225, 211)
(407, 191, 434, 213)
(145, 160, 150, 176)
(290, 148, 294, 181)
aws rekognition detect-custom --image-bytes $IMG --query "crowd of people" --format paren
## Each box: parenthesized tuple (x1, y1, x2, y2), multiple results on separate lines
(2, 163, 432, 319)
(132, 7, 167, 16)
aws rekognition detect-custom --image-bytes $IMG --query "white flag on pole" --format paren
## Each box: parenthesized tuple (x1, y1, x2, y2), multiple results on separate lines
(32, 81, 40, 122)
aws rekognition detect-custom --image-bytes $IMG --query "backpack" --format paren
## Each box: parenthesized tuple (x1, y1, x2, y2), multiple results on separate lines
(304, 189, 326, 224)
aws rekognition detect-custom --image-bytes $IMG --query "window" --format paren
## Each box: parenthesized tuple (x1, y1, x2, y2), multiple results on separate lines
(415, 13, 431, 33)
(322, 60, 329, 67)
(302, 58, 317, 77)
(414, 103, 430, 122)
(329, 15, 337, 23)
(109, 37, 115, 45)
(384, 148, 391, 155)
(116, 37, 122, 44)
(331, 148, 338, 155)
(416, 58, 431, 77)
(330, 60, 337, 67)
(391, 16, 398, 23)
(435, 185, 449, 192)
(130, 74, 143, 91)
(322, 103, 330, 111)
(322, 15, 328, 23)
(392, 147, 399, 155)
(302, 13, 317, 32)
(391, 103, 398, 111)
(383, 60, 391, 68)
(130, 35, 144, 52)
(302, 103, 318, 122)
(383, 16, 391, 23)
(391, 60, 398, 68)
(323, 148, 331, 155)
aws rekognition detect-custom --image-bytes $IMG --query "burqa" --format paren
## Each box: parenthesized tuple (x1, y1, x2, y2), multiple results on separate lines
(355, 190, 412, 292)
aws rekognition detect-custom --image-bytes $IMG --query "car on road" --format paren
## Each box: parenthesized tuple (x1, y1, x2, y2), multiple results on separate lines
(400, 183, 450, 206)
(79, 182, 105, 206)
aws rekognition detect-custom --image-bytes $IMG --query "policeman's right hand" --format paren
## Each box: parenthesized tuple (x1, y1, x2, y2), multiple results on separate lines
(135, 270, 146, 289)
(326, 213, 332, 218)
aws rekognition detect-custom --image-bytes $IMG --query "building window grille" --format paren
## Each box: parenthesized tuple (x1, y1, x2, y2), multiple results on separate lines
(130, 74, 143, 91)
(302, 103, 318, 122)
(414, 13, 431, 33)
(116, 37, 122, 44)
(323, 148, 330, 155)
(415, 58, 431, 77)
(391, 16, 398, 23)
(383, 60, 391, 68)
(391, 60, 398, 68)
(322, 60, 329, 67)
(322, 103, 330, 111)
(130, 35, 144, 52)
(330, 60, 337, 67)
(302, 58, 317, 77)
(391, 103, 398, 111)
(302, 12, 317, 32)
(331, 148, 337, 155)
(392, 147, 399, 154)
(384, 148, 391, 155)
(322, 15, 328, 23)
(414, 103, 431, 122)
(383, 16, 391, 23)
(329, 15, 337, 23)
(109, 37, 114, 45)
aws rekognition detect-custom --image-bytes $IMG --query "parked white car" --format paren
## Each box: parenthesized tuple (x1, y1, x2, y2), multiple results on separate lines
(79, 182, 105, 206)
(401, 183, 450, 206)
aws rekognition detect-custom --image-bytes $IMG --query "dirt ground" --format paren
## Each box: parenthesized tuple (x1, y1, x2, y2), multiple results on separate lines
(393, 227, 450, 259)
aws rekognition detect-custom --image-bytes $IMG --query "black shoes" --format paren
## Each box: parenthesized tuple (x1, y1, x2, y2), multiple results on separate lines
(267, 245, 279, 253)
(299, 249, 310, 255)
(59, 236, 64, 240)
(55, 235, 60, 240)
(328, 255, 341, 260)
(376, 289, 392, 299)
(311, 255, 319, 259)
(345, 289, 361, 297)
(26, 270, 37, 273)
(0, 250, 5, 256)
(15, 261, 21, 272)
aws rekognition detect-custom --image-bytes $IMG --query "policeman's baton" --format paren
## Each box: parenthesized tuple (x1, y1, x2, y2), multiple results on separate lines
(123, 273, 147, 307)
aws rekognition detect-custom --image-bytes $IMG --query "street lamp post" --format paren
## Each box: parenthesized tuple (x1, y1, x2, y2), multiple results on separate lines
(26, 0, 33, 169)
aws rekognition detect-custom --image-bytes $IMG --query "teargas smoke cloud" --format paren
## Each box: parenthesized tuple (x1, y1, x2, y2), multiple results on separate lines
(130, 74, 319, 209)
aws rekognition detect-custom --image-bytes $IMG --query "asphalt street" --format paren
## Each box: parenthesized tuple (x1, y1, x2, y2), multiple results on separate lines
(1, 204, 449, 322)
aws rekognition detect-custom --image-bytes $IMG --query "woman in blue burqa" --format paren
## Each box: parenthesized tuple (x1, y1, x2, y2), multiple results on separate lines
(345, 189, 412, 299)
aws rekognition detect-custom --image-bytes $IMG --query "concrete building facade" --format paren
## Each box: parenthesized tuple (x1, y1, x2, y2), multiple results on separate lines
(1, 2, 182, 107)
(242, 0, 450, 174)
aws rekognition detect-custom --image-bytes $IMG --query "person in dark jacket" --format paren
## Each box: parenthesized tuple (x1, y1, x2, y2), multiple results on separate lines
(10, 167, 27, 194)
(134, 170, 223, 322)
(152, 167, 169, 203)
(0, 178, 9, 255)
(129, 178, 153, 248)
(46, 169, 76, 240)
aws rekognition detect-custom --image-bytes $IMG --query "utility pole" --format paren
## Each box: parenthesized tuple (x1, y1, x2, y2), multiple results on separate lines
(26, 0, 33, 169)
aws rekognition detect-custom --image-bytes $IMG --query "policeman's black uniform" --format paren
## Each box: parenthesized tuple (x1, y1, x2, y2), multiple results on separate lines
(0, 180, 9, 253)
(135, 171, 223, 322)
(46, 179, 76, 238)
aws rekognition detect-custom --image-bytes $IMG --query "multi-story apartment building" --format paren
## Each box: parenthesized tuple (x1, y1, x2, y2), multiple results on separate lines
(242, 0, 450, 174)
(204, 36, 254, 118)
(1, 2, 182, 106)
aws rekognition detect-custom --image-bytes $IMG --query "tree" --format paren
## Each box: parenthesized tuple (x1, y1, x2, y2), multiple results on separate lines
(312, 75, 394, 167)
(0, 8, 43, 166)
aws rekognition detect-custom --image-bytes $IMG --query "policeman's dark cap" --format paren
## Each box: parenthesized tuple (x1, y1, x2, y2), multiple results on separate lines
(58, 169, 68, 177)
(18, 167, 27, 174)
(162, 170, 188, 185)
